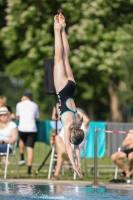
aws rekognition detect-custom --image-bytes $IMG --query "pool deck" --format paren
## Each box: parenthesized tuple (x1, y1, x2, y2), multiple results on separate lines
(1, 179, 133, 190)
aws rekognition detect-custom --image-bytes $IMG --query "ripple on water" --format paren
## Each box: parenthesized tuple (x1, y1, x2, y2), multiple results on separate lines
(0, 183, 133, 200)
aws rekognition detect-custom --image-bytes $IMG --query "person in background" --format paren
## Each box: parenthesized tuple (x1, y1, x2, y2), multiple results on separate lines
(51, 108, 89, 180)
(111, 129, 133, 181)
(51, 103, 60, 121)
(50, 103, 70, 170)
(0, 96, 16, 120)
(16, 92, 39, 174)
(0, 96, 16, 163)
(50, 102, 62, 139)
(0, 107, 18, 172)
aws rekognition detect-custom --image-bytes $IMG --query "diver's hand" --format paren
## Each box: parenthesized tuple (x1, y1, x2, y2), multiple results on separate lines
(73, 164, 83, 178)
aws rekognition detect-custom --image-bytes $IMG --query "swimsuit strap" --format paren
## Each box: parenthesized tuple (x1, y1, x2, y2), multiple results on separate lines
(73, 110, 77, 124)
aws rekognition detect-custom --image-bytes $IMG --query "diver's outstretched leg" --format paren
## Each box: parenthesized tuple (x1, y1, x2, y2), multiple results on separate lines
(59, 13, 75, 82)
(54, 14, 68, 92)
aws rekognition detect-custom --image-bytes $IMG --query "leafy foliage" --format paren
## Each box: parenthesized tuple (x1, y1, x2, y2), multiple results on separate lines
(0, 0, 133, 120)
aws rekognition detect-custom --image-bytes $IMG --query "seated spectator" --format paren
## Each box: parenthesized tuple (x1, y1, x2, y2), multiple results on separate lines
(0, 96, 16, 163)
(50, 102, 64, 136)
(51, 108, 89, 180)
(0, 96, 16, 120)
(111, 129, 133, 180)
(0, 107, 18, 172)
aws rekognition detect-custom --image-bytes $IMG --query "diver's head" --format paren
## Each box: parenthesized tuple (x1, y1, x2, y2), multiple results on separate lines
(70, 127, 84, 145)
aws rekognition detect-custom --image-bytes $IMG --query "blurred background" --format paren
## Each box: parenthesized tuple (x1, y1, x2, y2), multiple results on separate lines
(0, 0, 133, 122)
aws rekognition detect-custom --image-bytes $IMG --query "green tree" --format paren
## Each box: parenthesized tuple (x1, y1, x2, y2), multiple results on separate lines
(60, 0, 133, 121)
(1, 0, 133, 121)
(0, 0, 7, 71)
(0, 0, 61, 118)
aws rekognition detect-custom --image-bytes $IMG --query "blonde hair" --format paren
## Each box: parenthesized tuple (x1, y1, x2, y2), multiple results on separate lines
(70, 117, 83, 130)
(70, 128, 84, 145)
(70, 117, 84, 145)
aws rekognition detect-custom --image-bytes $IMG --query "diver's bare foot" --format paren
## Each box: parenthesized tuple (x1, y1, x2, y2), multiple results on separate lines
(54, 14, 62, 30)
(59, 13, 66, 27)
(54, 14, 59, 23)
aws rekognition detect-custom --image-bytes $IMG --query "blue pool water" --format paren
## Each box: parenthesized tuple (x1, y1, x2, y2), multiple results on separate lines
(0, 182, 133, 200)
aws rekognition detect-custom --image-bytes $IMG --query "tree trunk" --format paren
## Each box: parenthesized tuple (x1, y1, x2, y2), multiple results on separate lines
(87, 101, 94, 121)
(108, 80, 123, 122)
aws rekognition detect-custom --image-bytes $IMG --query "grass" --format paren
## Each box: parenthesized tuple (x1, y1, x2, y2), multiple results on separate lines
(0, 142, 123, 183)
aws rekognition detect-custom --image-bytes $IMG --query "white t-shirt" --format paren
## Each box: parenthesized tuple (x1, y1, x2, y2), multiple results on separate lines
(59, 123, 88, 150)
(16, 100, 39, 132)
(0, 121, 17, 149)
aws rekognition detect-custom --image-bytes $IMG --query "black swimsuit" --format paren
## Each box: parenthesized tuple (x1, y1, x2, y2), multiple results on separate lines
(56, 80, 77, 122)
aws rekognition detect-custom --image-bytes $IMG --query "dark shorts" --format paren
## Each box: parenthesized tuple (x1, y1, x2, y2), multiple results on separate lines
(0, 144, 12, 153)
(19, 131, 37, 148)
(121, 148, 133, 157)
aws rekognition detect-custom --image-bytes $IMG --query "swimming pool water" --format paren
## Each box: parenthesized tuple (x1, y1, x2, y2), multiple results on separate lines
(0, 182, 133, 200)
